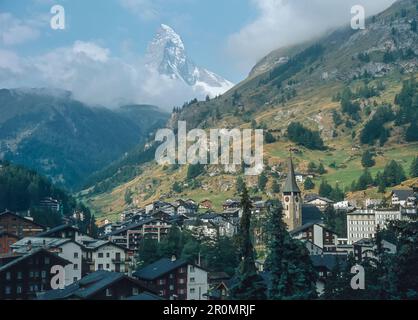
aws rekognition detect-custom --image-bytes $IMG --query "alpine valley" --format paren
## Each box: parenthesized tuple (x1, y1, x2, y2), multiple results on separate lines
(81, 0, 418, 223)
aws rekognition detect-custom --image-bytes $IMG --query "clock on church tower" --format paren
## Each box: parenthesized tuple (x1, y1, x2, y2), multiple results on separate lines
(282, 158, 303, 231)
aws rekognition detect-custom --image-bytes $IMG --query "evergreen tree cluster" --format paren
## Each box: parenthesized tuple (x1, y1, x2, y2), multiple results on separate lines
(395, 78, 418, 142)
(351, 160, 406, 193)
(360, 105, 395, 146)
(324, 220, 418, 300)
(0, 161, 97, 233)
(136, 226, 240, 277)
(287, 122, 325, 150)
(318, 180, 345, 202)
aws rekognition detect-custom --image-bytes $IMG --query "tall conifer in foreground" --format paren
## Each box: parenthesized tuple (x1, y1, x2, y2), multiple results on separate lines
(230, 184, 267, 300)
(266, 202, 317, 300)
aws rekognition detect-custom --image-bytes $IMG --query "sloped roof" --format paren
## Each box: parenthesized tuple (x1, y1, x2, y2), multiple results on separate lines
(290, 221, 336, 236)
(133, 258, 188, 281)
(35, 224, 80, 237)
(39, 270, 150, 300)
(283, 158, 301, 193)
(11, 237, 75, 253)
(392, 189, 414, 201)
(0, 248, 71, 273)
(302, 205, 323, 225)
(0, 210, 45, 228)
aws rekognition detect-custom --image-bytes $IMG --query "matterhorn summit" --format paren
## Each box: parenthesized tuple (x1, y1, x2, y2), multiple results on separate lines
(145, 24, 234, 98)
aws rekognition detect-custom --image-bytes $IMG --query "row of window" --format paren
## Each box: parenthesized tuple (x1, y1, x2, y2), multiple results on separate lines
(348, 227, 374, 232)
(4, 283, 46, 295)
(349, 220, 374, 225)
(4, 270, 49, 280)
(160, 288, 196, 296)
(350, 233, 373, 239)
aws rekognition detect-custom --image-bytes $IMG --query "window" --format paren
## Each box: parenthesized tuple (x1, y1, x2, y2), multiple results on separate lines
(106, 253, 110, 258)
(41, 271, 47, 279)
(169, 285, 174, 291)
(73, 277, 78, 282)
(5, 286, 11, 295)
(74, 264, 79, 270)
(106, 264, 110, 269)
(106, 289, 112, 297)
(190, 288, 195, 294)
(17, 272, 22, 280)
(178, 278, 185, 284)
(6, 272, 11, 280)
(44, 257, 50, 265)
(190, 277, 195, 283)
(159, 279, 165, 285)
(132, 287, 139, 296)
(190, 266, 195, 273)
(16, 286, 22, 294)
(74, 252, 79, 258)
(98, 264, 104, 270)
(178, 289, 185, 295)
(29, 271, 34, 278)
(98, 253, 104, 258)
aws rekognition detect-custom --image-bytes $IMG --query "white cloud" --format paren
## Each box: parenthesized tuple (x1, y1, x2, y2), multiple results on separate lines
(73, 41, 110, 62)
(0, 13, 40, 46)
(119, 0, 161, 21)
(0, 41, 205, 110)
(227, 0, 396, 72)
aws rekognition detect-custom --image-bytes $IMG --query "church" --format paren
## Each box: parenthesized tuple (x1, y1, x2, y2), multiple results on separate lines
(282, 158, 322, 231)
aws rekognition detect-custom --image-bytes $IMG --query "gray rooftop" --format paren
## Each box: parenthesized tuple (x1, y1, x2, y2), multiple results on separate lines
(133, 258, 188, 281)
(38, 270, 148, 300)
(11, 237, 74, 253)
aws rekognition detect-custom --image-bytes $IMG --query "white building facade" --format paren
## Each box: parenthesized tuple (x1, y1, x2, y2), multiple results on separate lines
(187, 264, 208, 300)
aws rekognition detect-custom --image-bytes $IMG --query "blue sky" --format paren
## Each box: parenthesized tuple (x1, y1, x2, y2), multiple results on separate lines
(0, 0, 396, 108)
(0, 0, 257, 82)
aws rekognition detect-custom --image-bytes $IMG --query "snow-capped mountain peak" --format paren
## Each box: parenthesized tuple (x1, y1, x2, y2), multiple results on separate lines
(146, 24, 233, 97)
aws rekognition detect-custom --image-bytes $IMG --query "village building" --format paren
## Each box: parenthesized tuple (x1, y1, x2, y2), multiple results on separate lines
(133, 256, 208, 300)
(38, 270, 155, 300)
(0, 248, 71, 300)
(0, 211, 45, 239)
(11, 237, 83, 285)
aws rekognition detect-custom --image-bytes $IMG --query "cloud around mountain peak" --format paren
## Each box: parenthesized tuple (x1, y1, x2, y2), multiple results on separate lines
(0, 22, 233, 110)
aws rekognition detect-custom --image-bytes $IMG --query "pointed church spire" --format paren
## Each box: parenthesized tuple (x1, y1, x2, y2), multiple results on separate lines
(283, 158, 301, 193)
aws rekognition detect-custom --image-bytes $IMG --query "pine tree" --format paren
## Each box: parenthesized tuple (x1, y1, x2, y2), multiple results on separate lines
(304, 177, 315, 190)
(258, 172, 268, 192)
(272, 180, 281, 193)
(319, 180, 333, 198)
(136, 238, 160, 268)
(317, 163, 327, 175)
(266, 203, 317, 300)
(322, 256, 344, 299)
(410, 156, 418, 178)
(230, 184, 267, 300)
(361, 150, 376, 168)
(236, 176, 245, 194)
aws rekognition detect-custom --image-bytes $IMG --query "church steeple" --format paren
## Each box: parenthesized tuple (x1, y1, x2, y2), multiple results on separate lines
(283, 158, 301, 194)
(282, 157, 302, 231)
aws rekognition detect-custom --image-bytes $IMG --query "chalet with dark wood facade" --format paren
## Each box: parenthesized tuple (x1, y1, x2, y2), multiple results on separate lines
(38, 270, 156, 300)
(0, 231, 20, 254)
(0, 211, 45, 238)
(0, 248, 71, 300)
